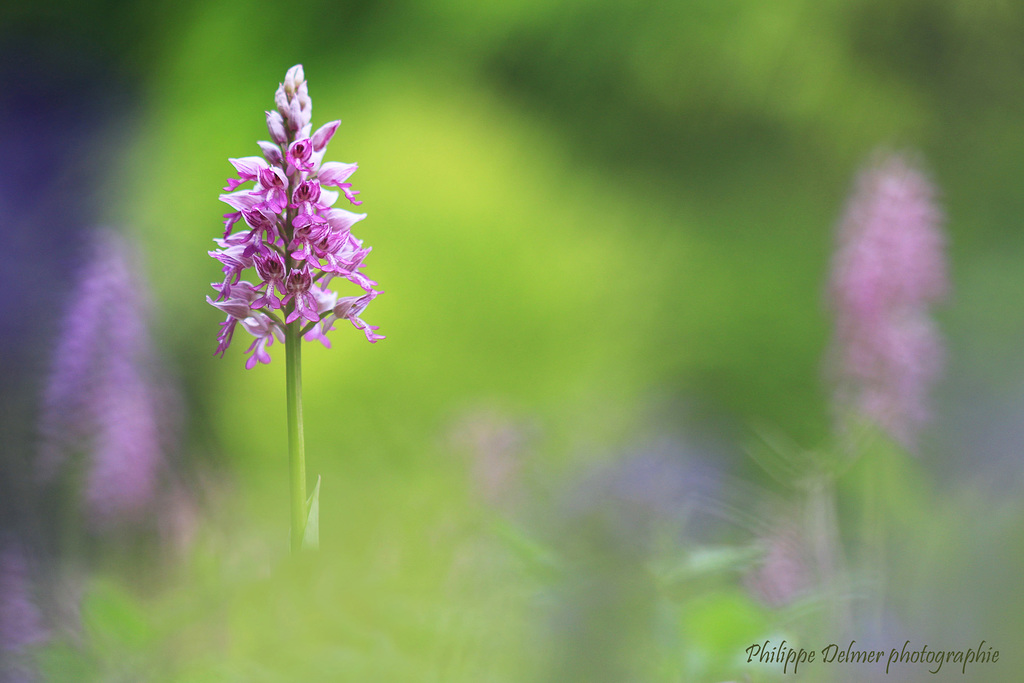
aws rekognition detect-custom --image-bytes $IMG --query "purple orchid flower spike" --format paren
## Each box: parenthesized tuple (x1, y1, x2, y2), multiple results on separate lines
(827, 152, 948, 451)
(209, 64, 382, 368)
(37, 229, 173, 530)
(208, 65, 383, 552)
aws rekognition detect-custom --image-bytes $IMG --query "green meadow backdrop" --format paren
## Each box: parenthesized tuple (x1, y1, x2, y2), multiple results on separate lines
(3, 0, 1024, 680)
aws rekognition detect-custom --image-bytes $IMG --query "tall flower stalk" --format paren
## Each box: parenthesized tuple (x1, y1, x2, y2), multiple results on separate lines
(38, 229, 168, 530)
(209, 65, 382, 551)
(826, 151, 948, 632)
(827, 153, 947, 451)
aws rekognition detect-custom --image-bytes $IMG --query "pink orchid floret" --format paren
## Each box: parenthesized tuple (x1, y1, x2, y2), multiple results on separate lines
(319, 290, 384, 343)
(208, 65, 383, 367)
(241, 313, 285, 369)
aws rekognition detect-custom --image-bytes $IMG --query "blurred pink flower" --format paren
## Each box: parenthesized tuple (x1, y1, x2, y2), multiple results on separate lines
(744, 518, 811, 607)
(450, 409, 531, 507)
(828, 153, 948, 450)
(37, 229, 171, 528)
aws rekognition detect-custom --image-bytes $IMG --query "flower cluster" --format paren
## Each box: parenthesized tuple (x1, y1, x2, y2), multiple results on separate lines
(827, 153, 948, 450)
(37, 229, 169, 528)
(209, 64, 382, 369)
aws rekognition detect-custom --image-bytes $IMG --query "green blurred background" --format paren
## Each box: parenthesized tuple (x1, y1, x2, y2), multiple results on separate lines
(4, 0, 1024, 680)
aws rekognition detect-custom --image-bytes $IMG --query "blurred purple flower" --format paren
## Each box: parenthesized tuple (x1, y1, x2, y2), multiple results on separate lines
(0, 537, 45, 682)
(86, 367, 162, 523)
(828, 153, 948, 450)
(539, 441, 725, 683)
(36, 229, 169, 528)
(449, 408, 535, 507)
(558, 441, 722, 556)
(744, 514, 811, 607)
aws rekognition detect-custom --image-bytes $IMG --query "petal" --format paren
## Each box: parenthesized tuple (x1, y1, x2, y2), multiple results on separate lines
(305, 325, 332, 349)
(220, 190, 260, 212)
(342, 184, 362, 206)
(318, 161, 358, 187)
(288, 98, 305, 129)
(229, 156, 269, 179)
(309, 147, 326, 174)
(285, 64, 304, 92)
(274, 86, 289, 115)
(323, 208, 367, 233)
(311, 120, 340, 151)
(266, 110, 287, 144)
(318, 189, 339, 207)
(206, 295, 251, 319)
(257, 140, 284, 166)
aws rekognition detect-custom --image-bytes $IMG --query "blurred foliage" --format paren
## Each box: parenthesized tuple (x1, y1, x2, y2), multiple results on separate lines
(4, 0, 1024, 680)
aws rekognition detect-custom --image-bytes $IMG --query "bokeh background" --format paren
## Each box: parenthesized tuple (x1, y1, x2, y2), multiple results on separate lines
(3, 0, 1024, 680)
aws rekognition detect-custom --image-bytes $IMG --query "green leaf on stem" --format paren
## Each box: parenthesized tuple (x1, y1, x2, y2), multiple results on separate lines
(302, 475, 321, 550)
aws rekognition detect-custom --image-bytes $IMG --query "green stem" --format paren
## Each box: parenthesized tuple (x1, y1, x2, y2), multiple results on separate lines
(861, 443, 888, 633)
(285, 320, 307, 553)
(807, 474, 849, 635)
